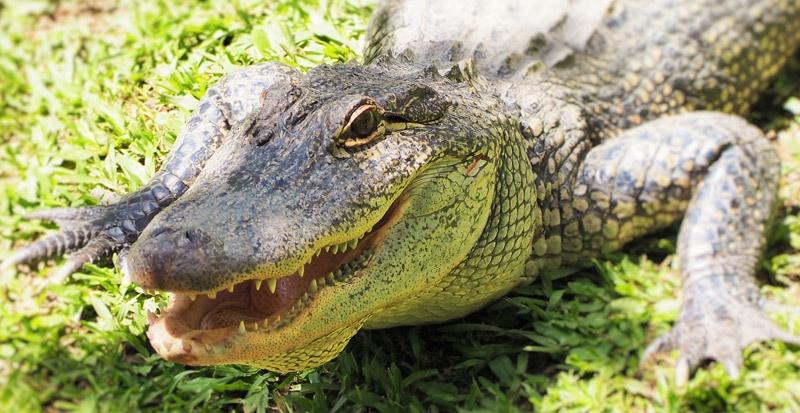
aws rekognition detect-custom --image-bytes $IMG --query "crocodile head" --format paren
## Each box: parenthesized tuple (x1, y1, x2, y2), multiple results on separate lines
(125, 60, 527, 372)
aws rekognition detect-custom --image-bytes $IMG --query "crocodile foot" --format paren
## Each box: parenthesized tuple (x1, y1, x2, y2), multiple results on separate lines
(643, 277, 800, 386)
(2, 197, 160, 282)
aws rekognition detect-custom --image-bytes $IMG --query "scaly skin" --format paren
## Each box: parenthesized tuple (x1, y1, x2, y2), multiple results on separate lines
(4, 0, 800, 379)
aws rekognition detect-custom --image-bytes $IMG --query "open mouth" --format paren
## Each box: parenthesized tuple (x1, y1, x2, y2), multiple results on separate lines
(145, 199, 403, 360)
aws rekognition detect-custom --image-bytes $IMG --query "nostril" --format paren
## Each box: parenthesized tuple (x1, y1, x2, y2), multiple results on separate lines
(184, 229, 203, 246)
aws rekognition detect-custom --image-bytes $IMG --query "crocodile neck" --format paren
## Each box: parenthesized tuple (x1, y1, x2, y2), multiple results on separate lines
(365, 83, 542, 327)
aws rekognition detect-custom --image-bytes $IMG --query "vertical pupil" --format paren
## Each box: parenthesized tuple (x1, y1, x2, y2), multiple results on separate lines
(352, 109, 377, 137)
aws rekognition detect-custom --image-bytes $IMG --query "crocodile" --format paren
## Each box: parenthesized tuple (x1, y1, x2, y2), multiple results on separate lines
(4, 0, 800, 381)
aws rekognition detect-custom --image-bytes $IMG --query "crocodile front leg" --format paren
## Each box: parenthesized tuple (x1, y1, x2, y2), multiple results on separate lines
(561, 112, 799, 383)
(3, 62, 296, 281)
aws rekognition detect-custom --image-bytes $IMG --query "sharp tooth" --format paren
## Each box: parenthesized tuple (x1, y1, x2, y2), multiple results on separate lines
(309, 279, 318, 293)
(324, 245, 331, 253)
(252, 322, 259, 331)
(302, 292, 309, 301)
(315, 249, 322, 257)
(262, 319, 269, 328)
(326, 273, 335, 283)
(238, 321, 246, 334)
(273, 315, 281, 324)
(228, 285, 235, 293)
(268, 278, 277, 294)
(348, 239, 358, 250)
(335, 269, 342, 277)
(208, 291, 217, 300)
(298, 266, 305, 277)
(255, 280, 263, 290)
(188, 294, 197, 301)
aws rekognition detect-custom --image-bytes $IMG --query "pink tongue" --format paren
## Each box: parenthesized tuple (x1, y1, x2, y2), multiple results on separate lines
(251, 275, 309, 314)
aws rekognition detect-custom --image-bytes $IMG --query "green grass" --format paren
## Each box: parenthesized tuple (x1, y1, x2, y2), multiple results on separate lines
(1, 0, 799, 411)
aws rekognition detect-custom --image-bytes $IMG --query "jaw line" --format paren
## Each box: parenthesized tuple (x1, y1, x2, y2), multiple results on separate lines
(143, 193, 408, 364)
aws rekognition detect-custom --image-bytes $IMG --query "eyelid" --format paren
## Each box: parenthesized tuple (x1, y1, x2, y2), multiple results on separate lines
(346, 104, 381, 126)
(345, 98, 378, 121)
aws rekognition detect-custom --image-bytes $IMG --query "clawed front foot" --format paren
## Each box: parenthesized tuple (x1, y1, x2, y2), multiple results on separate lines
(643, 277, 800, 386)
(2, 196, 161, 282)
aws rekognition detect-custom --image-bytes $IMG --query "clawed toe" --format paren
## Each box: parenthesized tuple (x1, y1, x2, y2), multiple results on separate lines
(49, 235, 118, 284)
(642, 292, 800, 385)
(2, 204, 135, 281)
(2, 229, 98, 269)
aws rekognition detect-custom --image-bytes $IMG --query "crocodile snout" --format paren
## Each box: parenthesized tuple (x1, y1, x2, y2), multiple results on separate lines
(125, 225, 223, 292)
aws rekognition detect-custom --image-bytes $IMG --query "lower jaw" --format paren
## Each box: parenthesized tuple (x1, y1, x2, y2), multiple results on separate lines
(145, 247, 376, 363)
(151, 315, 369, 371)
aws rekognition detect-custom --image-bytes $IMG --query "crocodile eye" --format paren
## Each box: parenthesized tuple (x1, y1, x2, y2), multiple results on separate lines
(340, 103, 384, 148)
(350, 106, 380, 137)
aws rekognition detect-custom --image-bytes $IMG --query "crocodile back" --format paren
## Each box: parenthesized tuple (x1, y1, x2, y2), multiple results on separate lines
(366, 0, 800, 135)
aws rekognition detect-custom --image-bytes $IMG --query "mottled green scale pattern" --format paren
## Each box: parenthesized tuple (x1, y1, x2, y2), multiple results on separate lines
(412, 117, 536, 322)
(520, 102, 593, 273)
(251, 319, 367, 372)
(365, 105, 537, 326)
